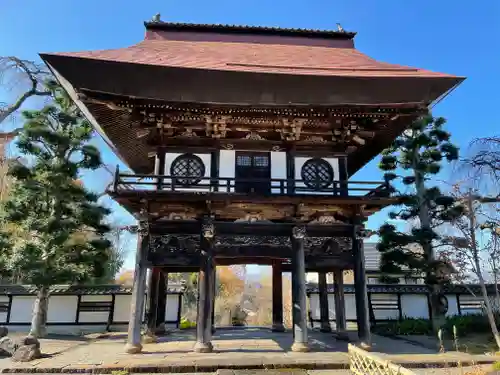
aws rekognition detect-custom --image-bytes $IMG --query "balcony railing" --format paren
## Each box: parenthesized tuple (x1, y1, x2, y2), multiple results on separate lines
(112, 172, 390, 198)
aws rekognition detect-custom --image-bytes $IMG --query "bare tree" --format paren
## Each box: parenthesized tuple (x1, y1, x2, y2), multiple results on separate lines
(0, 57, 52, 126)
(445, 187, 500, 349)
(462, 137, 500, 201)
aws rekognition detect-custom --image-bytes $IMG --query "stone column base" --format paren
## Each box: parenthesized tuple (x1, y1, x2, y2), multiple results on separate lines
(271, 323, 285, 332)
(358, 341, 372, 351)
(335, 331, 349, 341)
(193, 341, 213, 353)
(291, 342, 310, 352)
(124, 342, 143, 354)
(142, 333, 158, 344)
(155, 323, 166, 334)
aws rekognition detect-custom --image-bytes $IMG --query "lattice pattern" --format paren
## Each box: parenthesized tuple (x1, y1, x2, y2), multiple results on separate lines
(170, 153, 204, 186)
(301, 158, 334, 190)
(348, 344, 415, 375)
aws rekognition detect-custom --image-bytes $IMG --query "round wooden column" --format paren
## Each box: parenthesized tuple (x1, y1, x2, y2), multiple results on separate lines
(333, 269, 348, 340)
(272, 263, 285, 332)
(194, 220, 215, 353)
(124, 224, 149, 354)
(291, 226, 309, 352)
(318, 271, 331, 332)
(353, 224, 371, 349)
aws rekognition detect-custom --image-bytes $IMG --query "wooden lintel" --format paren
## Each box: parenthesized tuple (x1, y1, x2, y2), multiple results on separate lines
(147, 220, 353, 237)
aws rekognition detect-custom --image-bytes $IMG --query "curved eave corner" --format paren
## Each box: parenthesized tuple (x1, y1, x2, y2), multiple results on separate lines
(40, 54, 133, 172)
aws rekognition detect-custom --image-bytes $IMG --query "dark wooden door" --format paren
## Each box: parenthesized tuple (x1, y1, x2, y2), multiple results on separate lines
(235, 152, 271, 194)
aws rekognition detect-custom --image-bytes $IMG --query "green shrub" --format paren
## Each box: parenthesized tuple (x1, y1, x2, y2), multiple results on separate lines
(372, 318, 432, 336)
(372, 313, 500, 337)
(444, 313, 498, 336)
(179, 317, 196, 329)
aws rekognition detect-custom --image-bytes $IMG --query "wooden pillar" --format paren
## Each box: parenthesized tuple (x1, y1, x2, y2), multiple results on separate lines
(156, 270, 167, 334)
(318, 271, 331, 333)
(353, 222, 371, 349)
(272, 263, 285, 332)
(333, 268, 348, 340)
(291, 225, 309, 352)
(194, 218, 215, 353)
(211, 265, 217, 334)
(124, 219, 149, 354)
(144, 267, 160, 343)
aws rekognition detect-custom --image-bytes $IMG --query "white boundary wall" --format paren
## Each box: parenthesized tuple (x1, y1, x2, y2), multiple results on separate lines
(0, 289, 182, 335)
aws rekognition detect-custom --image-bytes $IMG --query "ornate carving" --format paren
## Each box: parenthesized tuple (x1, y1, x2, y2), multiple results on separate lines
(205, 115, 230, 139)
(165, 212, 195, 221)
(245, 131, 263, 140)
(222, 143, 234, 150)
(216, 235, 291, 248)
(149, 235, 201, 265)
(304, 135, 327, 144)
(292, 225, 306, 240)
(271, 145, 284, 152)
(137, 207, 149, 237)
(280, 118, 306, 141)
(317, 215, 337, 224)
(202, 222, 215, 239)
(179, 128, 199, 137)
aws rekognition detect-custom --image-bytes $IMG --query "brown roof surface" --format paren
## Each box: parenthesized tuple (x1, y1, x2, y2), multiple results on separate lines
(49, 40, 456, 79)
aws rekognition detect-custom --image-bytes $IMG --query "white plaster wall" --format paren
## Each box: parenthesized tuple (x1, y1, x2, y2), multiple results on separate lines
(113, 294, 132, 322)
(458, 295, 483, 315)
(0, 296, 9, 323)
(446, 294, 460, 316)
(165, 295, 179, 322)
(294, 157, 340, 195)
(344, 294, 357, 321)
(78, 295, 113, 323)
(10, 296, 35, 323)
(219, 150, 235, 192)
(271, 151, 287, 194)
(401, 294, 429, 319)
(370, 294, 399, 320)
(163, 153, 211, 192)
(47, 296, 78, 323)
(309, 294, 319, 319)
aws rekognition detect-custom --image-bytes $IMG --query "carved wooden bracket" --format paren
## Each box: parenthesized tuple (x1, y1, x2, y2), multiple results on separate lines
(205, 115, 230, 139)
(292, 225, 307, 240)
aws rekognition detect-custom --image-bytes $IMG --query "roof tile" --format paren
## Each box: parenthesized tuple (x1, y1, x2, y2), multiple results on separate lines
(49, 39, 455, 78)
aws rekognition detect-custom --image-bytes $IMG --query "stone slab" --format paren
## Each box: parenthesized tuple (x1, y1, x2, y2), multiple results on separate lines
(0, 328, 498, 373)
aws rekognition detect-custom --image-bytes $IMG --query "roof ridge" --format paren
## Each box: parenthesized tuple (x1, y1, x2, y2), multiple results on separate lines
(144, 21, 356, 40)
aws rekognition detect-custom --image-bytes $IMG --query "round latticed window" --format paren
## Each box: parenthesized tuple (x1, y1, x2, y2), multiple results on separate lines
(301, 158, 334, 190)
(170, 154, 205, 186)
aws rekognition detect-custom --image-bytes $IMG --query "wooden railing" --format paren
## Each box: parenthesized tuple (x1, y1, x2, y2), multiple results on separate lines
(348, 344, 415, 375)
(112, 172, 390, 198)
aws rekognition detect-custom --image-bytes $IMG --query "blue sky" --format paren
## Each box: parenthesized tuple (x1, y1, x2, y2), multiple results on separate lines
(1, 0, 498, 270)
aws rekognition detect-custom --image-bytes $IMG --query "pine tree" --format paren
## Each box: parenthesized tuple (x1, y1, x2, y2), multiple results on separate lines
(0, 83, 112, 337)
(376, 114, 464, 332)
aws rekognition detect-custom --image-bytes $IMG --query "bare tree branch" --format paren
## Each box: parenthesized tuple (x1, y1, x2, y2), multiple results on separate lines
(0, 56, 52, 126)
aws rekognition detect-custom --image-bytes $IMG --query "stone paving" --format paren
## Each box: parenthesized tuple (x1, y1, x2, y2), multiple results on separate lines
(0, 328, 497, 373)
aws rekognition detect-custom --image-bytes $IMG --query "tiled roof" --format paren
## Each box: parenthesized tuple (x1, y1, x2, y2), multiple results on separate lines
(0, 283, 184, 295)
(144, 21, 357, 40)
(47, 39, 455, 78)
(306, 283, 498, 294)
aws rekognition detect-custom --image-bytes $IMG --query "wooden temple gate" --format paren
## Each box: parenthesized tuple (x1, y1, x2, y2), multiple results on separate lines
(40, 17, 463, 354)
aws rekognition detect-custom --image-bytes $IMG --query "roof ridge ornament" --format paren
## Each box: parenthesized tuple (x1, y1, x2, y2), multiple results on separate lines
(336, 23, 345, 33)
(152, 13, 161, 23)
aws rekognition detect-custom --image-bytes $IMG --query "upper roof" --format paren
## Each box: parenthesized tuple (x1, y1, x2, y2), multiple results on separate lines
(44, 21, 459, 80)
(39, 21, 465, 173)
